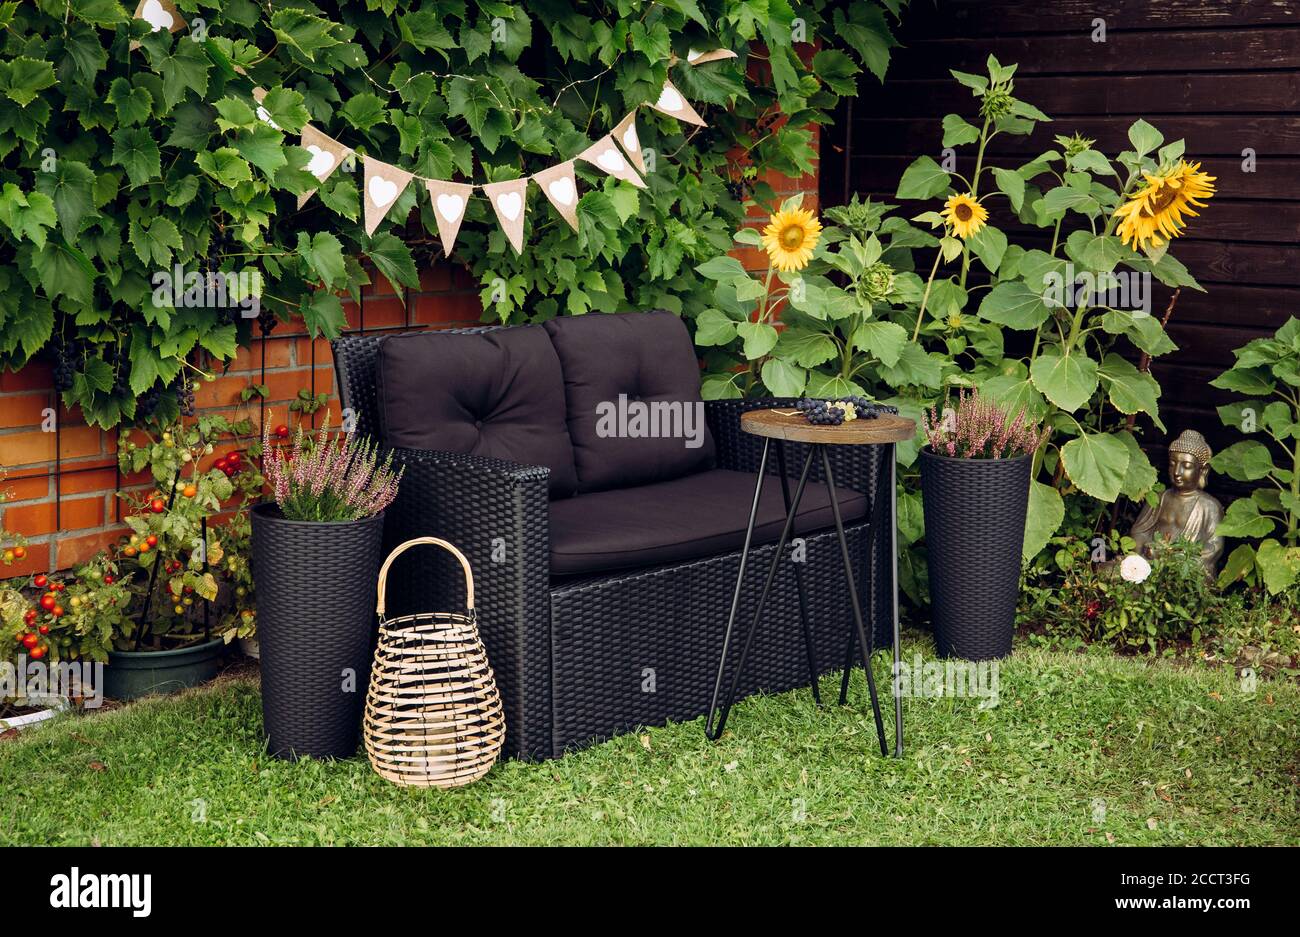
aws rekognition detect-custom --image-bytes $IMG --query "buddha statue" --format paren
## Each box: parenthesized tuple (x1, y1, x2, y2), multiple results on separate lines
(1129, 430, 1224, 576)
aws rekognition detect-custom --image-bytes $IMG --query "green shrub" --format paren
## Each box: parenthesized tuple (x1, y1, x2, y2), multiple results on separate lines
(1210, 317, 1300, 594)
(1209, 591, 1300, 680)
(0, 0, 905, 428)
(1020, 535, 1222, 653)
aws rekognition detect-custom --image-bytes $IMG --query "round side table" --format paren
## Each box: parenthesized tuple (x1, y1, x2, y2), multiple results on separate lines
(703, 407, 915, 757)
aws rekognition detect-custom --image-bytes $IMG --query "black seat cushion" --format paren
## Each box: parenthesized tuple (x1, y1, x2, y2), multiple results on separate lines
(542, 311, 716, 493)
(548, 468, 868, 576)
(376, 326, 579, 497)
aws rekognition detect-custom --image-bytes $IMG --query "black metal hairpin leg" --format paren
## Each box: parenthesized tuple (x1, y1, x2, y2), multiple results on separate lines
(704, 438, 771, 740)
(889, 443, 903, 757)
(821, 447, 888, 757)
(775, 440, 820, 705)
(705, 443, 815, 741)
(840, 445, 891, 707)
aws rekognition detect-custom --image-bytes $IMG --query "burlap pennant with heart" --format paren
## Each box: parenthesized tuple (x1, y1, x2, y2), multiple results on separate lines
(481, 178, 530, 254)
(685, 48, 738, 66)
(362, 156, 415, 237)
(131, 0, 186, 50)
(424, 179, 476, 256)
(649, 79, 707, 127)
(297, 125, 353, 209)
(578, 135, 646, 189)
(611, 112, 647, 175)
(532, 161, 580, 232)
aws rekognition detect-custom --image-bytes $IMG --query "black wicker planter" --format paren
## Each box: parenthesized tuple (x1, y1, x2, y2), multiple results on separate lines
(250, 503, 385, 760)
(920, 447, 1031, 661)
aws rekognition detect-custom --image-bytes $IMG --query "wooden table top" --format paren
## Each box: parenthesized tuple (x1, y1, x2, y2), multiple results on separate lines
(740, 407, 917, 445)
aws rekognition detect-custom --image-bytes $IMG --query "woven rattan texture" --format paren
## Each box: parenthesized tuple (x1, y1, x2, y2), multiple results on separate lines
(364, 611, 505, 788)
(251, 506, 385, 759)
(920, 450, 1030, 660)
(382, 448, 554, 760)
(549, 522, 871, 753)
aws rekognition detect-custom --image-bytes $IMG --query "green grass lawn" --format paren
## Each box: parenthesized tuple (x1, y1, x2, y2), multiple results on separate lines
(1, 640, 1296, 846)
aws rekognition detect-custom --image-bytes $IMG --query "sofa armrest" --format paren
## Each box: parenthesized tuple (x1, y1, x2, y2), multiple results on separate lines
(382, 447, 554, 760)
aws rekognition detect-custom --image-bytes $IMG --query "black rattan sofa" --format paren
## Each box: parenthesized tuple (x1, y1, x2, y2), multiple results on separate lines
(333, 310, 893, 760)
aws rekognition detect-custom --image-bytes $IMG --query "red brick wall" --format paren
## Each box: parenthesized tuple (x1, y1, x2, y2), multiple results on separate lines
(0, 263, 485, 577)
(3, 144, 821, 576)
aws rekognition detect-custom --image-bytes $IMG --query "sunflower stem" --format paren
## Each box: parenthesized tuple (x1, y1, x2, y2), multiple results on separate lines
(958, 117, 992, 290)
(912, 248, 944, 343)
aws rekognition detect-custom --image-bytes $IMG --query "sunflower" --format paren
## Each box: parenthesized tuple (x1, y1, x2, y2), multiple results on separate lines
(761, 206, 822, 272)
(1114, 160, 1216, 251)
(942, 193, 988, 239)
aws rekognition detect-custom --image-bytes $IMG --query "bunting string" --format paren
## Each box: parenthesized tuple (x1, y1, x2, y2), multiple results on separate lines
(130, 0, 737, 257)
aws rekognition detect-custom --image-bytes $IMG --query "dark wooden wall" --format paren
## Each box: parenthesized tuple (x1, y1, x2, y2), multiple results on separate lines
(821, 0, 1300, 470)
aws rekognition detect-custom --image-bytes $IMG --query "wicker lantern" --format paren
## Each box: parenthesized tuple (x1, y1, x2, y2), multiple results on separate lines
(363, 537, 504, 788)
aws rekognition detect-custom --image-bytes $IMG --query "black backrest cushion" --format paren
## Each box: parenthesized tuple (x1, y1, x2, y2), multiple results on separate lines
(542, 311, 715, 492)
(377, 326, 579, 498)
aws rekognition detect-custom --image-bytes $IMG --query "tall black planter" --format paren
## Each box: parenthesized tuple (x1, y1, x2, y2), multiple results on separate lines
(251, 503, 385, 759)
(919, 448, 1031, 660)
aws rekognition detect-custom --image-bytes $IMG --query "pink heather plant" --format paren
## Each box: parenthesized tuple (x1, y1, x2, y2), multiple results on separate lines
(924, 388, 1048, 460)
(262, 416, 402, 522)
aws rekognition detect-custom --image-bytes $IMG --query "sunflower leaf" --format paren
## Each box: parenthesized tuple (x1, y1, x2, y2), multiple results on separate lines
(1127, 119, 1164, 157)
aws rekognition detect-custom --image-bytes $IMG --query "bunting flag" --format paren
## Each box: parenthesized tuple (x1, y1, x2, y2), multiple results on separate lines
(650, 79, 707, 127)
(611, 112, 646, 175)
(424, 179, 475, 256)
(250, 87, 281, 130)
(482, 178, 530, 254)
(211, 56, 726, 253)
(362, 156, 415, 237)
(686, 48, 739, 65)
(297, 125, 352, 209)
(532, 161, 580, 232)
(578, 135, 646, 189)
(130, 0, 185, 49)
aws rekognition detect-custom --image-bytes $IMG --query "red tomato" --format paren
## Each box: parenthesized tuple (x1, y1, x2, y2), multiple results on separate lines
(33, 574, 47, 588)
(150, 498, 166, 514)
(38, 625, 49, 635)
(52, 605, 64, 618)
(39, 594, 56, 611)
(21, 634, 38, 648)
(29, 646, 45, 660)
(145, 535, 158, 547)
(275, 424, 289, 439)
(12, 546, 25, 559)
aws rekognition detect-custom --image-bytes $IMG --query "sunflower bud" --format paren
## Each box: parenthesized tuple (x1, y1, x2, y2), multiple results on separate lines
(859, 262, 896, 303)
(979, 80, 1015, 121)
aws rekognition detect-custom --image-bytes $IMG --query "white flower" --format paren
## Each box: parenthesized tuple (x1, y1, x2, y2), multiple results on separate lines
(1120, 553, 1152, 583)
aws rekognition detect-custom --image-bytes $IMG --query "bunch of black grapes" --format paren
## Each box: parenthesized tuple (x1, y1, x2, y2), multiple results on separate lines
(795, 396, 900, 426)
